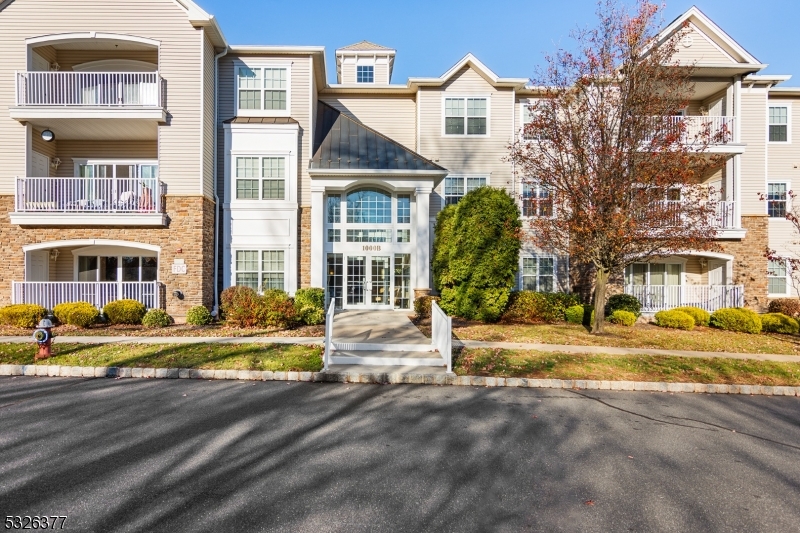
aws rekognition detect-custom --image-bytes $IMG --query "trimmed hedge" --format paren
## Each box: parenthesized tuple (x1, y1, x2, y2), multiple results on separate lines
(53, 302, 99, 328)
(654, 310, 695, 330)
(260, 289, 297, 329)
(761, 313, 799, 334)
(565, 304, 594, 325)
(103, 299, 147, 325)
(142, 309, 172, 328)
(414, 296, 441, 319)
(672, 306, 710, 327)
(767, 298, 800, 318)
(186, 305, 213, 326)
(0, 304, 47, 329)
(605, 294, 642, 318)
(609, 309, 636, 327)
(502, 291, 581, 324)
(709, 307, 762, 334)
(220, 286, 264, 328)
(294, 287, 325, 325)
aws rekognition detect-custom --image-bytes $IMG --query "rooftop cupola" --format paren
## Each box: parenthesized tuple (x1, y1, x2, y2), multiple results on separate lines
(335, 41, 396, 85)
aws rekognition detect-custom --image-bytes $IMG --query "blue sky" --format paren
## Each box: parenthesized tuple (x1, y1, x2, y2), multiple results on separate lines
(196, 0, 800, 86)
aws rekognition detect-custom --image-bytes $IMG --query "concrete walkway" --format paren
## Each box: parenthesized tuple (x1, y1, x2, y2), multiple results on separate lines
(331, 309, 430, 345)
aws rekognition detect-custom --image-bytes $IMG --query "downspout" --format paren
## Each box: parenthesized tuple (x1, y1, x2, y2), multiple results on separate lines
(212, 44, 229, 316)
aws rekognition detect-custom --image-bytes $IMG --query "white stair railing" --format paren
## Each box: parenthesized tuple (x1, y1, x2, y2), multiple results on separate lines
(324, 300, 335, 371)
(431, 301, 453, 373)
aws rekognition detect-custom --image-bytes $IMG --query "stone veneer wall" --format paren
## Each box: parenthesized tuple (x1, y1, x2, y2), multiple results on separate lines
(299, 206, 311, 288)
(0, 195, 216, 319)
(719, 215, 769, 311)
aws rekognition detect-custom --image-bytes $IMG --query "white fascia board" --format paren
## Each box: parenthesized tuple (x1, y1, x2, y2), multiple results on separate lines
(745, 74, 792, 83)
(407, 53, 528, 90)
(11, 213, 168, 227)
(309, 169, 447, 177)
(10, 107, 167, 122)
(769, 87, 800, 96)
(229, 45, 325, 54)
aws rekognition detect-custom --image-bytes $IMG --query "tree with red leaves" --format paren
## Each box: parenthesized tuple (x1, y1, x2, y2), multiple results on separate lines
(511, 0, 728, 333)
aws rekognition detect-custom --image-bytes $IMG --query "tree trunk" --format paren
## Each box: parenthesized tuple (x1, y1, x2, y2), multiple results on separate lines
(592, 267, 610, 334)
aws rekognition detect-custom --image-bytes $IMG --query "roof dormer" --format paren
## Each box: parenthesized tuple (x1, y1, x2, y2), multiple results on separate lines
(335, 41, 396, 85)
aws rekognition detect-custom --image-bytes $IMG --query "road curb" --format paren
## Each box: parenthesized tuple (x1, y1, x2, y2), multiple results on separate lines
(1, 364, 799, 396)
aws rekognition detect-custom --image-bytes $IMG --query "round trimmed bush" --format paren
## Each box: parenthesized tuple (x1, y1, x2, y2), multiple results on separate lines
(103, 299, 147, 325)
(565, 304, 594, 325)
(672, 306, 710, 327)
(259, 289, 297, 329)
(767, 298, 800, 318)
(53, 302, 99, 328)
(761, 313, 799, 334)
(294, 287, 325, 325)
(709, 307, 762, 334)
(186, 305, 213, 326)
(0, 304, 47, 328)
(609, 309, 636, 327)
(141, 309, 172, 328)
(220, 286, 263, 328)
(605, 293, 642, 318)
(414, 296, 441, 319)
(654, 310, 695, 330)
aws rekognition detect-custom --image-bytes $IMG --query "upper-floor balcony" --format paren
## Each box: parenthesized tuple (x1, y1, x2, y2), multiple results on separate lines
(644, 115, 744, 154)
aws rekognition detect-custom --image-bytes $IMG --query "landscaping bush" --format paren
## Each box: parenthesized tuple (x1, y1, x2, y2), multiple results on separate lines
(609, 309, 636, 327)
(186, 305, 213, 326)
(259, 289, 297, 329)
(53, 302, 99, 328)
(294, 287, 326, 325)
(220, 286, 264, 328)
(605, 293, 642, 318)
(709, 307, 762, 334)
(672, 306, 710, 327)
(654, 310, 695, 330)
(761, 313, 799, 335)
(0, 304, 47, 329)
(141, 308, 172, 328)
(502, 291, 581, 324)
(565, 304, 594, 325)
(103, 299, 147, 325)
(414, 295, 441, 319)
(767, 298, 800, 318)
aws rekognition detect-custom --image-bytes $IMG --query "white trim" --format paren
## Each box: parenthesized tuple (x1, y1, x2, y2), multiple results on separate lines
(71, 245, 158, 257)
(26, 32, 160, 48)
(768, 102, 792, 144)
(71, 60, 157, 72)
(441, 95, 491, 137)
(767, 258, 791, 297)
(408, 53, 528, 88)
(766, 180, 791, 218)
(22, 239, 161, 253)
(10, 107, 167, 122)
(11, 213, 168, 226)
(230, 248, 288, 293)
(233, 59, 291, 118)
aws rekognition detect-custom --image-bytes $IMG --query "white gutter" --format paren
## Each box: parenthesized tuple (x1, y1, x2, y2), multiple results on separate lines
(212, 44, 230, 316)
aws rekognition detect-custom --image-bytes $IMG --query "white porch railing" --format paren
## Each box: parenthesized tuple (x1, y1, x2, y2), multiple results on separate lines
(644, 115, 735, 145)
(625, 284, 744, 313)
(15, 177, 165, 213)
(12, 281, 161, 310)
(323, 300, 335, 371)
(431, 301, 453, 373)
(15, 71, 163, 107)
(658, 200, 737, 229)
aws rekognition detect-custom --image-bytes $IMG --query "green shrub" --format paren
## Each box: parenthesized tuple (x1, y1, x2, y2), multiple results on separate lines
(0, 304, 47, 328)
(141, 309, 172, 328)
(259, 289, 297, 329)
(294, 287, 326, 325)
(186, 305, 213, 326)
(609, 309, 636, 327)
(433, 187, 522, 322)
(414, 296, 442, 319)
(103, 299, 147, 325)
(654, 310, 695, 330)
(53, 302, 99, 328)
(672, 306, 710, 327)
(709, 307, 762, 334)
(761, 313, 799, 334)
(767, 298, 800, 318)
(605, 293, 642, 318)
(565, 304, 594, 325)
(220, 286, 263, 328)
(502, 291, 581, 323)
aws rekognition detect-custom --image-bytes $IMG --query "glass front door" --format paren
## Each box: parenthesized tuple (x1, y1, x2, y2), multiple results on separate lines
(345, 255, 393, 309)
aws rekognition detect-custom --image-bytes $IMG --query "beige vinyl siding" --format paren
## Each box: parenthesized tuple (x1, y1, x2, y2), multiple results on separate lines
(32, 129, 57, 161)
(419, 66, 515, 214)
(341, 62, 355, 84)
(374, 63, 389, 84)
(682, 256, 706, 285)
(54, 49, 159, 70)
(49, 247, 80, 282)
(54, 140, 158, 177)
(202, 34, 216, 198)
(0, 0, 205, 197)
(766, 95, 800, 258)
(33, 45, 57, 66)
(739, 89, 768, 215)
(319, 95, 416, 148)
(672, 25, 736, 65)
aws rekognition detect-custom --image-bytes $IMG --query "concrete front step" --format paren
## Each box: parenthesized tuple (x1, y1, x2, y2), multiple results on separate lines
(330, 350, 446, 367)
(332, 342, 435, 352)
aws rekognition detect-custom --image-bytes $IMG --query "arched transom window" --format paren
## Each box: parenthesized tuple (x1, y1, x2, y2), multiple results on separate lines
(346, 188, 392, 224)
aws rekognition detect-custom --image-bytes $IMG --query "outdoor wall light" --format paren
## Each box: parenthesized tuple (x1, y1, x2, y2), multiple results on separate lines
(41, 129, 55, 142)
(172, 290, 184, 300)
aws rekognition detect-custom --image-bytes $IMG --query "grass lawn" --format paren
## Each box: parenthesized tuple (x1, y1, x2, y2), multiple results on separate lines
(456, 348, 800, 386)
(0, 323, 325, 338)
(0, 343, 322, 372)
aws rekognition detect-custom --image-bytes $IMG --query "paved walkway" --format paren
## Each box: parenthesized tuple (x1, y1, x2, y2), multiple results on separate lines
(331, 309, 430, 345)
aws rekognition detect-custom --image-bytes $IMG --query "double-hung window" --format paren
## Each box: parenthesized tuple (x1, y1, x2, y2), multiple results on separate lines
(769, 106, 789, 142)
(444, 97, 488, 135)
(237, 66, 288, 112)
(357, 65, 374, 83)
(767, 182, 787, 218)
(768, 259, 788, 295)
(444, 176, 487, 205)
(521, 256, 555, 292)
(522, 182, 553, 217)
(235, 157, 286, 200)
(235, 250, 285, 291)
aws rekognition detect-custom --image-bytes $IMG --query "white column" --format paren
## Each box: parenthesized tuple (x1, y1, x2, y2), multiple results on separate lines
(415, 186, 432, 291)
(310, 187, 325, 287)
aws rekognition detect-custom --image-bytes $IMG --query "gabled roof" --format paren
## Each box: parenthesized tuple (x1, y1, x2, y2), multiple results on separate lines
(311, 102, 445, 173)
(407, 53, 528, 89)
(337, 41, 394, 52)
(171, 0, 228, 48)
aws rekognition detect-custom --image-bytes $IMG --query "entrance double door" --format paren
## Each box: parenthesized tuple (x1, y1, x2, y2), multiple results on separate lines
(347, 255, 391, 308)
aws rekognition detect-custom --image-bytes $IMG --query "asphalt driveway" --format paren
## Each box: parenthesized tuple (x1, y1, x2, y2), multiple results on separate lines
(0, 376, 798, 532)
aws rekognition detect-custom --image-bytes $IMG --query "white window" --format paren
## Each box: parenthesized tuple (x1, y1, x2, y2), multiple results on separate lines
(236, 65, 289, 114)
(767, 182, 788, 218)
(356, 65, 374, 83)
(444, 176, 487, 206)
(769, 106, 790, 143)
(625, 263, 682, 286)
(768, 259, 789, 295)
(521, 256, 555, 292)
(77, 256, 157, 282)
(522, 181, 553, 217)
(444, 97, 488, 135)
(235, 157, 286, 200)
(235, 250, 285, 292)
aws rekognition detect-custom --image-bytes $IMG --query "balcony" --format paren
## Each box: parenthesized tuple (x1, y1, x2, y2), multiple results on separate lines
(12, 281, 161, 311)
(658, 200, 737, 230)
(10, 71, 167, 126)
(625, 284, 744, 313)
(645, 116, 744, 154)
(10, 177, 167, 226)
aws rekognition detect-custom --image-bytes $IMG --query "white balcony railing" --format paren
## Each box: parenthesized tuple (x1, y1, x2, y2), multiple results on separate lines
(15, 177, 165, 214)
(658, 200, 737, 229)
(15, 71, 163, 107)
(12, 281, 161, 311)
(625, 284, 744, 313)
(645, 115, 735, 145)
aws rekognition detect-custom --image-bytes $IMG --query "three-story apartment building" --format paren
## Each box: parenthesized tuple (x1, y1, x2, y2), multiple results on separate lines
(1, 1, 798, 318)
